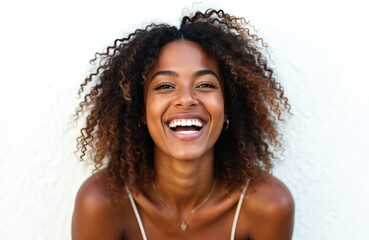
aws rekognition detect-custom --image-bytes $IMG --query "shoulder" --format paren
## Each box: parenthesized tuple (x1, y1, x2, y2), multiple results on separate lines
(247, 174, 294, 217)
(74, 168, 116, 212)
(72, 168, 128, 239)
(244, 174, 294, 239)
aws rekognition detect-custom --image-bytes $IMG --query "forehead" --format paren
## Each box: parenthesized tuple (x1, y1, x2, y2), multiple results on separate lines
(151, 40, 219, 74)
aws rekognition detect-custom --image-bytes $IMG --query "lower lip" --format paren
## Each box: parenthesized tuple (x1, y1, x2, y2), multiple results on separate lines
(167, 126, 205, 141)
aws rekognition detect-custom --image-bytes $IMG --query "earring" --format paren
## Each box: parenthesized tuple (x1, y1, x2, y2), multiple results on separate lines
(223, 119, 229, 131)
(138, 122, 146, 128)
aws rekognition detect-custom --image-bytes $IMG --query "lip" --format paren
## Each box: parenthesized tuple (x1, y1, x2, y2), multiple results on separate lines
(164, 113, 208, 141)
(167, 124, 205, 141)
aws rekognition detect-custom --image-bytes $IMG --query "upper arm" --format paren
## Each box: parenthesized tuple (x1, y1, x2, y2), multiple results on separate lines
(248, 176, 295, 240)
(72, 172, 123, 240)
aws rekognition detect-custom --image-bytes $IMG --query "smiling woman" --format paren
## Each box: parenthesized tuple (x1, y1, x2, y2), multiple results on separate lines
(72, 9, 294, 240)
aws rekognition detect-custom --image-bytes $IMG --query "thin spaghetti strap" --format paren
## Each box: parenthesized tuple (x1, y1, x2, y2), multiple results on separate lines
(125, 185, 148, 240)
(230, 179, 250, 240)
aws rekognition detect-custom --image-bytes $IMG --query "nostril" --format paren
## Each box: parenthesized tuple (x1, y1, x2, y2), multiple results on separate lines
(174, 99, 199, 109)
(173, 89, 199, 108)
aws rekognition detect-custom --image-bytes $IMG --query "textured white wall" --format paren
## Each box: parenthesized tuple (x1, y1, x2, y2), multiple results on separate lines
(1, 0, 368, 239)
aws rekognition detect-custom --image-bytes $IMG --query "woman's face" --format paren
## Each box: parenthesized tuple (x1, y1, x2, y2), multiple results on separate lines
(144, 40, 225, 162)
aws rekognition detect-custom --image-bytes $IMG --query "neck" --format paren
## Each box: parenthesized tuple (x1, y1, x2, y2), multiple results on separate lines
(152, 151, 215, 216)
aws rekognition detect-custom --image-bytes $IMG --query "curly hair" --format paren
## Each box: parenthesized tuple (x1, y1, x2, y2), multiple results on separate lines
(75, 9, 290, 201)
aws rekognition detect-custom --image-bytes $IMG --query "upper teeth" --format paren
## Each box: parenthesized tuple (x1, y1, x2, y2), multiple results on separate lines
(169, 119, 203, 128)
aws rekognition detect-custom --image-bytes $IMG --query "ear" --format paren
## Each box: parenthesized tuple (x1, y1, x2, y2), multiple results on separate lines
(140, 118, 147, 125)
(139, 112, 147, 125)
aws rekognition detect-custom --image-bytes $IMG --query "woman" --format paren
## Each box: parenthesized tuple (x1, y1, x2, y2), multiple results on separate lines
(72, 9, 294, 240)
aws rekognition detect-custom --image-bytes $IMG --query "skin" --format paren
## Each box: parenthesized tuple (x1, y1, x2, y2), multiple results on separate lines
(72, 40, 294, 240)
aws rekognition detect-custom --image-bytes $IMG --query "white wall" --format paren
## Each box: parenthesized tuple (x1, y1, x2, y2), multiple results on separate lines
(1, 0, 368, 239)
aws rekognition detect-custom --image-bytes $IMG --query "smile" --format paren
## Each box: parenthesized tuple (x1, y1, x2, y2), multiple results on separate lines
(168, 119, 204, 134)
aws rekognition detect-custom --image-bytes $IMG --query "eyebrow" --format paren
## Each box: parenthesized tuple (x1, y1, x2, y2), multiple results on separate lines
(150, 71, 178, 81)
(150, 69, 220, 82)
(194, 70, 219, 80)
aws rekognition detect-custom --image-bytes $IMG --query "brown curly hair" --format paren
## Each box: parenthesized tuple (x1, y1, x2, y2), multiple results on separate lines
(75, 9, 290, 201)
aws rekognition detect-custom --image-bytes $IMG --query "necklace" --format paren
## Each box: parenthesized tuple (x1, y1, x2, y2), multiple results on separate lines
(152, 179, 217, 231)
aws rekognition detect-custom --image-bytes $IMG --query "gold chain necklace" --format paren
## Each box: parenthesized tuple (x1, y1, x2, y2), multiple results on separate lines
(152, 179, 217, 231)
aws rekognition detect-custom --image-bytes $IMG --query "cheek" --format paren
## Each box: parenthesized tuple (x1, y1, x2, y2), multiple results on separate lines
(145, 105, 161, 144)
(205, 94, 225, 116)
(145, 103, 160, 125)
(145, 95, 167, 128)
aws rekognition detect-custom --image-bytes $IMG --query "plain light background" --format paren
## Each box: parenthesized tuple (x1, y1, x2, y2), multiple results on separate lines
(1, 0, 368, 239)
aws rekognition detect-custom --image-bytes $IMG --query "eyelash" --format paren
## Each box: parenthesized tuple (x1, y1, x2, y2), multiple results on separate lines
(153, 82, 217, 91)
(196, 82, 217, 89)
(153, 83, 174, 90)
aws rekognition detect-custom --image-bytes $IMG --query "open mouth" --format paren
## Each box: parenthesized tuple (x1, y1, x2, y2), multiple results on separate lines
(168, 119, 204, 134)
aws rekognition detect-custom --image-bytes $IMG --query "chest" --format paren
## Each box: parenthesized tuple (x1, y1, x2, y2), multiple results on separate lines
(120, 203, 251, 240)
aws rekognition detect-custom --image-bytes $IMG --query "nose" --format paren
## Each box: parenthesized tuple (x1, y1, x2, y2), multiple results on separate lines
(173, 86, 198, 109)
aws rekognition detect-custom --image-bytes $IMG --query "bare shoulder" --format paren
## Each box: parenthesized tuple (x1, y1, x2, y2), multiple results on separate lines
(72, 168, 127, 240)
(244, 174, 294, 240)
(247, 174, 294, 216)
(74, 168, 111, 206)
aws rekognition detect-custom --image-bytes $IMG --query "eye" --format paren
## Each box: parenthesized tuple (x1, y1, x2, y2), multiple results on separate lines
(153, 83, 175, 91)
(196, 82, 217, 89)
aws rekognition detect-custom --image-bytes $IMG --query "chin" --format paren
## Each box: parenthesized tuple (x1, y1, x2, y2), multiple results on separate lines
(167, 147, 213, 162)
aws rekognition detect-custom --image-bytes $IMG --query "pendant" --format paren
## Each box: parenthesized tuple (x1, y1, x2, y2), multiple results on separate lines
(180, 221, 188, 231)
